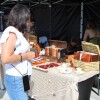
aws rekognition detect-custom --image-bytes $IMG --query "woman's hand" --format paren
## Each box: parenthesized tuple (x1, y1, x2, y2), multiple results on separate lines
(26, 52, 35, 61)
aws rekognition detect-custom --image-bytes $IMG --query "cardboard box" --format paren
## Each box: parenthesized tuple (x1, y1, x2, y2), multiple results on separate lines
(74, 51, 99, 62)
(45, 46, 66, 58)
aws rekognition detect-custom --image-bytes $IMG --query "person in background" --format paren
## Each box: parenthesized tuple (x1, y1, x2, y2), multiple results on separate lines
(83, 21, 100, 46)
(67, 37, 82, 55)
(83, 21, 96, 42)
(0, 4, 35, 100)
(39, 36, 48, 49)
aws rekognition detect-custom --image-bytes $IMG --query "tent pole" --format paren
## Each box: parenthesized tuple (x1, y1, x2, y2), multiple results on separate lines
(49, 2, 52, 40)
(80, 1, 83, 40)
(0, 11, 4, 32)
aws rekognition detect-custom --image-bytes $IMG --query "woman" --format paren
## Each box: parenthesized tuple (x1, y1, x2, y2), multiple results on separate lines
(0, 4, 35, 100)
(83, 21, 96, 42)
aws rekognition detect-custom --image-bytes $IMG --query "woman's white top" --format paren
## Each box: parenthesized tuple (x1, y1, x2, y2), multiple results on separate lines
(0, 26, 32, 76)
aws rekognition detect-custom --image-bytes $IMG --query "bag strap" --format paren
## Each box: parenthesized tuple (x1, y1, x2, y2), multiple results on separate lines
(11, 64, 23, 76)
(11, 63, 28, 76)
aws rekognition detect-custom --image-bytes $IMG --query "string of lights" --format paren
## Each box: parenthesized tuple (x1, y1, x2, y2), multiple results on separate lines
(0, 0, 100, 7)
(55, 0, 100, 6)
(84, 0, 100, 5)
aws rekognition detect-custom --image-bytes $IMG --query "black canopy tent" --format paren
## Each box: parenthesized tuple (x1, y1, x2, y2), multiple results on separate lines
(0, 0, 100, 98)
(0, 0, 100, 42)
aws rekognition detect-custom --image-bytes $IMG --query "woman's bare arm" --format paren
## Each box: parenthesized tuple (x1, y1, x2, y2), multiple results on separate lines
(1, 32, 35, 64)
(83, 29, 89, 41)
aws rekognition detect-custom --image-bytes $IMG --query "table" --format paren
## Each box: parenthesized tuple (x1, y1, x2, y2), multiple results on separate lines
(28, 63, 99, 100)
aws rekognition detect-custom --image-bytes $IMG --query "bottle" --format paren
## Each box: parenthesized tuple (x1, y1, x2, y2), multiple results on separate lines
(70, 60, 75, 69)
(34, 44, 41, 54)
(58, 49, 61, 59)
(57, 49, 61, 63)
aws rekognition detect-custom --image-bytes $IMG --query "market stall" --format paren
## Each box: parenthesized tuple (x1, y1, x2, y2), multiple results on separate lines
(28, 41, 100, 100)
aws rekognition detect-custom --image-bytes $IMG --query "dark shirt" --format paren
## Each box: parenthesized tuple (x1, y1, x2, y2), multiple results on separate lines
(67, 44, 82, 55)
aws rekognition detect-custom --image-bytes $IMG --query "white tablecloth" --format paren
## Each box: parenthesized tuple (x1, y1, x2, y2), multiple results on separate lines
(28, 65, 99, 100)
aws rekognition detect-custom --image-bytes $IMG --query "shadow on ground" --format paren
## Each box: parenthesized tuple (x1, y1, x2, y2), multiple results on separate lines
(0, 89, 6, 99)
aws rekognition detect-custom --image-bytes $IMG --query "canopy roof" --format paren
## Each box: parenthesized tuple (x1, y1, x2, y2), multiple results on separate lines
(0, 0, 98, 13)
(0, 0, 100, 41)
(0, 0, 98, 5)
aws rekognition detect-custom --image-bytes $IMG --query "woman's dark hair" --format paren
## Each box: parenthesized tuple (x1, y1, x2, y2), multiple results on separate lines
(86, 21, 96, 30)
(7, 4, 30, 33)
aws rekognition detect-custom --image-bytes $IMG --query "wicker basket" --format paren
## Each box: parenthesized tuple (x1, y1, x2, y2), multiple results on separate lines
(82, 41, 100, 55)
(73, 59, 99, 71)
(73, 41, 100, 71)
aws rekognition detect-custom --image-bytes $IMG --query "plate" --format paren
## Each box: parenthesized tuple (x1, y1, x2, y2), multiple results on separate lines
(59, 68, 73, 74)
(32, 58, 46, 65)
(60, 70, 72, 74)
(32, 57, 43, 62)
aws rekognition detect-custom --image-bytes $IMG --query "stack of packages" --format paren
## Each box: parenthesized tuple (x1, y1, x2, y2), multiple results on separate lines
(45, 45, 66, 58)
(45, 40, 67, 58)
(73, 41, 100, 71)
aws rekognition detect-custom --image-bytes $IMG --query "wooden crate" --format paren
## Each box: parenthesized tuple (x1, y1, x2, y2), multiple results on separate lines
(48, 40, 67, 49)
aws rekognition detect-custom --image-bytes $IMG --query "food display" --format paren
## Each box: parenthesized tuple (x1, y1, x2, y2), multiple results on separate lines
(32, 57, 46, 65)
(36, 63, 59, 69)
(45, 46, 66, 58)
(32, 62, 60, 71)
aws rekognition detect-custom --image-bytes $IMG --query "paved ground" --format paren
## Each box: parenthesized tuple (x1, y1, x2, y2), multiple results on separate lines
(0, 88, 100, 100)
